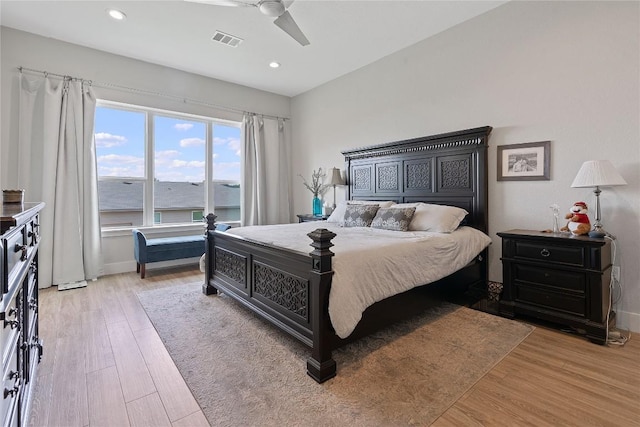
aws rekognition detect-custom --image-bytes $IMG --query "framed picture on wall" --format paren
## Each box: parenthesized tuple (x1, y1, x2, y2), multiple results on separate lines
(497, 141, 550, 181)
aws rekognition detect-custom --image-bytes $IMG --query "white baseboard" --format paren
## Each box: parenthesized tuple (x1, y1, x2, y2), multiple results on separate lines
(615, 310, 640, 333)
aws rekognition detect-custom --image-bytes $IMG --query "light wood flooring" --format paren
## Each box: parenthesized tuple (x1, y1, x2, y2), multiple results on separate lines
(30, 266, 639, 426)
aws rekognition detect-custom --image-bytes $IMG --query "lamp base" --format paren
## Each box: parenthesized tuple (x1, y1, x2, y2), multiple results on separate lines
(588, 230, 606, 238)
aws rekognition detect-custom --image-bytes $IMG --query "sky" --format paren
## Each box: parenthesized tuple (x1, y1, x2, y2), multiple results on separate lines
(94, 106, 241, 182)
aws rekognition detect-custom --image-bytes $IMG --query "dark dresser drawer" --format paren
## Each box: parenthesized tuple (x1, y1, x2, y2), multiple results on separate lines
(1, 336, 20, 427)
(513, 264, 585, 294)
(2, 228, 27, 294)
(1, 286, 22, 369)
(514, 241, 585, 267)
(514, 284, 585, 317)
(498, 229, 611, 344)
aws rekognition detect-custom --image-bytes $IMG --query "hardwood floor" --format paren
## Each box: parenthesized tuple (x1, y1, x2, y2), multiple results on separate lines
(29, 265, 210, 427)
(30, 266, 639, 426)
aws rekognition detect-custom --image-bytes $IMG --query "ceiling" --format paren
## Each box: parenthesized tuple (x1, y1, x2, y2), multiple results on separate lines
(1, 1, 507, 97)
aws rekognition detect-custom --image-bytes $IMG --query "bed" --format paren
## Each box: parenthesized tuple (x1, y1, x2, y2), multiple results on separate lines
(203, 126, 492, 383)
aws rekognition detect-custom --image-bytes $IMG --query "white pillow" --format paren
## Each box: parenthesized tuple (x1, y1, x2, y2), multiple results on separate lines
(326, 200, 396, 223)
(394, 202, 468, 233)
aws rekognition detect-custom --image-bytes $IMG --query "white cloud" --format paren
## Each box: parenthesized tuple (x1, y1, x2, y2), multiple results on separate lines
(170, 159, 205, 169)
(97, 154, 144, 177)
(213, 161, 241, 181)
(180, 137, 205, 147)
(95, 132, 127, 148)
(155, 150, 181, 162)
(214, 136, 242, 156)
(98, 154, 143, 164)
(174, 123, 194, 131)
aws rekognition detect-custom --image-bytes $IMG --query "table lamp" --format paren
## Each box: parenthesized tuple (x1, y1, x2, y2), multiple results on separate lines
(570, 160, 627, 238)
(329, 167, 345, 209)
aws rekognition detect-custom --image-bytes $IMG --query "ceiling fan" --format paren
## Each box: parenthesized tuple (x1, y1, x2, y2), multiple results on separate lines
(185, 0, 310, 46)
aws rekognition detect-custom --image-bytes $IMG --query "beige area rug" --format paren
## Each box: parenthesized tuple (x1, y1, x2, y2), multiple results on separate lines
(137, 282, 533, 427)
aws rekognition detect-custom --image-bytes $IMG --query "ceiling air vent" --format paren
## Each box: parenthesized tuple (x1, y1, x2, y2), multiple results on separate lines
(211, 31, 243, 47)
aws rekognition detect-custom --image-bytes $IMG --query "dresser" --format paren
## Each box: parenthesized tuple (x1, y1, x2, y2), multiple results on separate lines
(1, 202, 44, 427)
(498, 229, 612, 344)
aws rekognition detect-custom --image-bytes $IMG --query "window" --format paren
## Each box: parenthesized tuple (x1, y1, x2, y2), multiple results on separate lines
(191, 211, 204, 223)
(95, 102, 241, 229)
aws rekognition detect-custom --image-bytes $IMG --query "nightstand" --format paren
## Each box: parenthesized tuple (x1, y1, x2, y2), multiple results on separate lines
(297, 214, 329, 223)
(497, 229, 612, 344)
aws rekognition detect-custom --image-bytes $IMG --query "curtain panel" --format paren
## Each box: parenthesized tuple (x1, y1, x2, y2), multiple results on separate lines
(241, 114, 292, 226)
(18, 74, 103, 288)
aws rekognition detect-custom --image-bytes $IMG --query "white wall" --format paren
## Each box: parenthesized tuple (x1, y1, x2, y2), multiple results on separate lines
(291, 1, 640, 332)
(1, 27, 291, 275)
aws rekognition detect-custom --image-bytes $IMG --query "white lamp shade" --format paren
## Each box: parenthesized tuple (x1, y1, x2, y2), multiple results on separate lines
(570, 160, 627, 188)
(329, 167, 345, 186)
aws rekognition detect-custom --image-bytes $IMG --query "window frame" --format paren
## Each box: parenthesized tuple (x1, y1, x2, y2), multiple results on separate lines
(191, 210, 204, 223)
(96, 100, 242, 230)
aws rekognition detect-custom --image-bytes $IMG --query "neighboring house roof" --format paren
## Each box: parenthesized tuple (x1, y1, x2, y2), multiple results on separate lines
(98, 181, 240, 211)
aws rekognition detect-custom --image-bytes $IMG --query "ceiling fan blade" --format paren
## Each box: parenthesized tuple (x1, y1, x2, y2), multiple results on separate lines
(273, 11, 309, 46)
(184, 0, 256, 7)
(282, 0, 295, 8)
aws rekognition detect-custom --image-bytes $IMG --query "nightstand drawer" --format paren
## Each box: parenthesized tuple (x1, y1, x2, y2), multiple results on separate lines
(514, 241, 584, 267)
(513, 264, 585, 294)
(514, 284, 585, 317)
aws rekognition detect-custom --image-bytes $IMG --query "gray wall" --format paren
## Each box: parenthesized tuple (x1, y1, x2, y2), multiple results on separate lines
(290, 1, 640, 331)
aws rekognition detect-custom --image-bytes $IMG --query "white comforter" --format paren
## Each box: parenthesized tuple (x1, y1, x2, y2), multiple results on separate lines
(224, 223, 491, 338)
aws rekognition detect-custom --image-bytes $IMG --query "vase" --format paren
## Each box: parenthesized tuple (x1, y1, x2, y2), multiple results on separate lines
(312, 196, 322, 216)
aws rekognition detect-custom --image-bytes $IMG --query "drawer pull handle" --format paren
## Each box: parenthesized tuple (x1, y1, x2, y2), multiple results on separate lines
(5, 319, 19, 330)
(14, 244, 27, 261)
(540, 248, 551, 257)
(7, 370, 19, 381)
(4, 386, 19, 399)
(28, 231, 39, 244)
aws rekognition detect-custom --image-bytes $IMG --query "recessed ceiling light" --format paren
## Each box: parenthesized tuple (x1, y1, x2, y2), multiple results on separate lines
(107, 9, 126, 21)
(269, 61, 281, 69)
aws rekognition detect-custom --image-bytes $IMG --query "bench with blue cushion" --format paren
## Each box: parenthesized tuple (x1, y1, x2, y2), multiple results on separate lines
(132, 229, 205, 278)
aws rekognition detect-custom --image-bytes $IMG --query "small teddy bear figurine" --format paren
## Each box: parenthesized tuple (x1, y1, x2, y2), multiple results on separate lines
(560, 201, 591, 235)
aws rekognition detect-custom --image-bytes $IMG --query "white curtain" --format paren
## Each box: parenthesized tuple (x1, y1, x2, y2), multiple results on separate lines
(18, 74, 103, 288)
(276, 118, 292, 224)
(241, 113, 292, 226)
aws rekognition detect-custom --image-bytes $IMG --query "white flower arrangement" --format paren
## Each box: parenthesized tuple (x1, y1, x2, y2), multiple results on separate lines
(299, 168, 330, 198)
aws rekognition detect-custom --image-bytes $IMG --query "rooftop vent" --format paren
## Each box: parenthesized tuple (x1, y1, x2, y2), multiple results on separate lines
(212, 31, 243, 47)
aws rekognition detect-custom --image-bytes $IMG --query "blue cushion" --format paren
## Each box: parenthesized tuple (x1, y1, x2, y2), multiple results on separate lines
(132, 229, 205, 264)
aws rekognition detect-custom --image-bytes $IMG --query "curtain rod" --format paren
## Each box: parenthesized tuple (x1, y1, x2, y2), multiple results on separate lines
(18, 66, 289, 121)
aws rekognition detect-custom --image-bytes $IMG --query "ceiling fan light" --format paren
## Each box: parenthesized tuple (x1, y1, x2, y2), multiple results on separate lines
(107, 9, 126, 21)
(259, 1, 285, 17)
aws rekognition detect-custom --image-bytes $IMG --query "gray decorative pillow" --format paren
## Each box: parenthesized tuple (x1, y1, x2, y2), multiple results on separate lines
(343, 204, 380, 227)
(370, 207, 417, 231)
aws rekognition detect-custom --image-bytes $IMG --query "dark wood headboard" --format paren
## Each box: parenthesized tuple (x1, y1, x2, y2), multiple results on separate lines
(342, 126, 492, 233)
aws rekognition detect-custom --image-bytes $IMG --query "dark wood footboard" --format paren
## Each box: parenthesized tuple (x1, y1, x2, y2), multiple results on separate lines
(203, 213, 338, 383)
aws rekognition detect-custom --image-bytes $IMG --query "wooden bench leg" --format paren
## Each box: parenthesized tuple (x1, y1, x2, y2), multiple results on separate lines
(136, 263, 140, 273)
(140, 264, 146, 279)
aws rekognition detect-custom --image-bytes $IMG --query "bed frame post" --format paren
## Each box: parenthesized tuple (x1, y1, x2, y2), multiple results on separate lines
(306, 228, 337, 383)
(203, 213, 218, 295)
